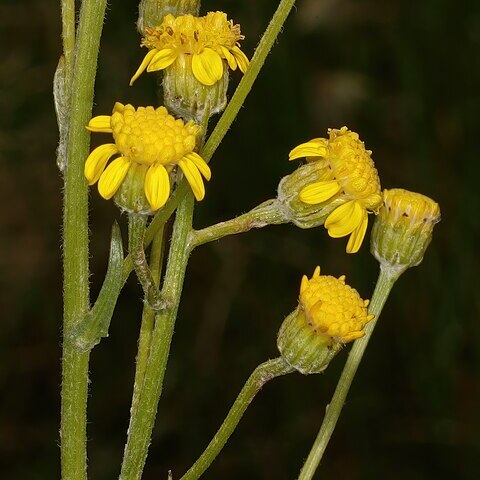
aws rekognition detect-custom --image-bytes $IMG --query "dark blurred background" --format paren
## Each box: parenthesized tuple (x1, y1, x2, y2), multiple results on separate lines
(1, 0, 479, 478)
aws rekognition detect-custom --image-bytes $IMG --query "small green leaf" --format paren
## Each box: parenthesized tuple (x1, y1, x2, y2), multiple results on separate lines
(70, 222, 124, 351)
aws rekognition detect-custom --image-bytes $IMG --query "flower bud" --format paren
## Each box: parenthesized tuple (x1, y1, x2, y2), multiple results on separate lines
(277, 266, 373, 374)
(137, 0, 200, 32)
(371, 188, 440, 273)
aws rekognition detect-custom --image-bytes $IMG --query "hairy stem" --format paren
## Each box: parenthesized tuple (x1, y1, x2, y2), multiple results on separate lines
(297, 266, 399, 480)
(119, 194, 194, 480)
(60, 0, 75, 102)
(187, 199, 287, 251)
(180, 358, 294, 480)
(61, 0, 108, 479)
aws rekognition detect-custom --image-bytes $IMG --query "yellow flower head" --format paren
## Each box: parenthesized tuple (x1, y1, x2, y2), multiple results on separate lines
(130, 11, 249, 87)
(299, 266, 374, 344)
(277, 266, 373, 374)
(289, 127, 382, 253)
(84, 102, 211, 212)
(371, 188, 440, 271)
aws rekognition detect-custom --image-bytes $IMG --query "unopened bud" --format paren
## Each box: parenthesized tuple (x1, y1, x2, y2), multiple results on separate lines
(370, 188, 440, 273)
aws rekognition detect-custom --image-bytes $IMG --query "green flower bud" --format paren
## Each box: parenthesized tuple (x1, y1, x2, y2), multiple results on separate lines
(370, 188, 441, 273)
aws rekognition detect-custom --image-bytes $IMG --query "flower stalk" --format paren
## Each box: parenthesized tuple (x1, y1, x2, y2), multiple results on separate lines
(120, 193, 195, 480)
(180, 358, 294, 480)
(297, 266, 398, 480)
(187, 199, 288, 251)
(61, 0, 108, 479)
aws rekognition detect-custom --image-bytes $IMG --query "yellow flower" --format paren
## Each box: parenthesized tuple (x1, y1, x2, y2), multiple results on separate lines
(289, 127, 382, 253)
(371, 188, 440, 271)
(130, 11, 249, 87)
(277, 266, 374, 374)
(299, 266, 374, 344)
(84, 102, 211, 212)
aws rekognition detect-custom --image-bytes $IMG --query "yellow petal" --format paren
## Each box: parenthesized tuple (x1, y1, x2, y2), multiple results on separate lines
(346, 209, 368, 254)
(299, 180, 341, 204)
(289, 140, 328, 161)
(178, 158, 205, 201)
(325, 200, 363, 238)
(220, 45, 237, 70)
(192, 48, 224, 86)
(130, 49, 158, 86)
(144, 164, 171, 212)
(300, 275, 309, 294)
(84, 143, 119, 185)
(231, 46, 249, 73)
(146, 48, 177, 72)
(86, 115, 112, 133)
(98, 157, 131, 200)
(184, 152, 211, 180)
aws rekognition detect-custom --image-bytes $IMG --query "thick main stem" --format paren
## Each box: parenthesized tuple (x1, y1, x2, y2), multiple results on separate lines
(297, 266, 399, 480)
(119, 194, 195, 480)
(61, 0, 108, 479)
(180, 358, 294, 480)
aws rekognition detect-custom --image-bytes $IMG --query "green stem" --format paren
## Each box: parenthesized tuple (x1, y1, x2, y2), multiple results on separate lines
(180, 358, 294, 480)
(297, 266, 400, 480)
(60, 0, 75, 100)
(131, 224, 166, 418)
(119, 194, 195, 480)
(201, 0, 298, 161)
(61, 0, 108, 479)
(187, 199, 287, 251)
(128, 214, 165, 310)
(120, 0, 298, 281)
